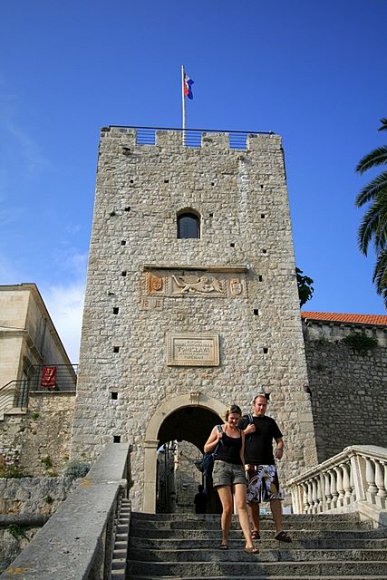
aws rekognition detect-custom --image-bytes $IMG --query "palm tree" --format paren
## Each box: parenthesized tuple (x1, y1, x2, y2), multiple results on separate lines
(355, 118, 387, 306)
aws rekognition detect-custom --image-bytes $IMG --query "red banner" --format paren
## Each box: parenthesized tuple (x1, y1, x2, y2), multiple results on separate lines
(40, 366, 57, 388)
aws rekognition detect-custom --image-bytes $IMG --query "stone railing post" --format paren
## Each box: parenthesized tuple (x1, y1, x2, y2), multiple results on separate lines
(350, 452, 365, 501)
(334, 465, 344, 508)
(341, 462, 352, 506)
(374, 460, 387, 509)
(330, 468, 338, 509)
(365, 457, 378, 505)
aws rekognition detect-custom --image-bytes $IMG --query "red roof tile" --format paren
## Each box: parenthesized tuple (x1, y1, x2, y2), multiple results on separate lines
(301, 311, 387, 326)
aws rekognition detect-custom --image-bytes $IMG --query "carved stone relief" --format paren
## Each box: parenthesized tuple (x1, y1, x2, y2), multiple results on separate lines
(144, 271, 246, 299)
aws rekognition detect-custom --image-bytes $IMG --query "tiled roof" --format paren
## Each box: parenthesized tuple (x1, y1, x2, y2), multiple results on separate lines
(301, 311, 387, 327)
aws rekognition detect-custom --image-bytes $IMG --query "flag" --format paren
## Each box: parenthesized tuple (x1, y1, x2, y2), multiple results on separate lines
(40, 366, 57, 388)
(184, 73, 194, 100)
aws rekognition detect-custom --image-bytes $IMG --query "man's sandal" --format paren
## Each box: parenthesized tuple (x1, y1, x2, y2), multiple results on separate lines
(275, 530, 292, 543)
(244, 546, 259, 554)
(251, 530, 260, 540)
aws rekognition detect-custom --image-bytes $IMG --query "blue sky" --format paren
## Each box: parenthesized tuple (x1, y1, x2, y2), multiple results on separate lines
(1, 0, 386, 362)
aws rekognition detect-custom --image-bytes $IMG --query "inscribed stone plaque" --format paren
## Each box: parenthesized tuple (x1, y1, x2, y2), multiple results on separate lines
(167, 333, 220, 367)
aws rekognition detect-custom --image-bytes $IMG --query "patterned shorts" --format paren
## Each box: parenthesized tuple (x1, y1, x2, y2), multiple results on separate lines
(246, 464, 283, 504)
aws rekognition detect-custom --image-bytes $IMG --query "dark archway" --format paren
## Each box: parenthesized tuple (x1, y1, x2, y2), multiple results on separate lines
(156, 406, 222, 514)
(158, 406, 220, 451)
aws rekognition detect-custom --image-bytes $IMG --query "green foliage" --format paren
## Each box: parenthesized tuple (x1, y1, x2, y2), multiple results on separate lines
(296, 267, 314, 307)
(0, 465, 30, 479)
(63, 460, 91, 480)
(41, 456, 53, 469)
(44, 495, 54, 504)
(8, 525, 28, 540)
(342, 332, 378, 353)
(30, 412, 40, 420)
(355, 118, 387, 306)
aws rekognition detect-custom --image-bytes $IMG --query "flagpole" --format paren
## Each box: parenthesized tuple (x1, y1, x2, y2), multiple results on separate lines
(181, 65, 186, 145)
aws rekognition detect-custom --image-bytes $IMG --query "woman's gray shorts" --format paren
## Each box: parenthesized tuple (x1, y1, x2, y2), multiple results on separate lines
(212, 460, 247, 488)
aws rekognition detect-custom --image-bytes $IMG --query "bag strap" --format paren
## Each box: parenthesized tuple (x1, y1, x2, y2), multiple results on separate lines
(213, 424, 223, 457)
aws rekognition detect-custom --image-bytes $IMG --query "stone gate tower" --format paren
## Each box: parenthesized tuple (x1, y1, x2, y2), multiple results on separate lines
(71, 126, 317, 512)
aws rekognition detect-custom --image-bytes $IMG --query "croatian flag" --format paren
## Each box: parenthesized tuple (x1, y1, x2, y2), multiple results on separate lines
(184, 73, 194, 100)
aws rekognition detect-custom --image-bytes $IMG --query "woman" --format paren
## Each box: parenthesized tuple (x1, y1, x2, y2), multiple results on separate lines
(204, 404, 258, 553)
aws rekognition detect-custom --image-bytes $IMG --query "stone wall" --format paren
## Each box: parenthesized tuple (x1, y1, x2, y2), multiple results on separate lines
(72, 127, 317, 511)
(0, 476, 76, 572)
(304, 328, 387, 462)
(0, 393, 76, 476)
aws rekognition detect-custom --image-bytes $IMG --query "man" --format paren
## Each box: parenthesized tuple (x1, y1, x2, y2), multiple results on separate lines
(193, 484, 208, 514)
(239, 394, 291, 542)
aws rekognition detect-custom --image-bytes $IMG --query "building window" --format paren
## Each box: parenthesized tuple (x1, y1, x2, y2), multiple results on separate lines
(177, 212, 200, 239)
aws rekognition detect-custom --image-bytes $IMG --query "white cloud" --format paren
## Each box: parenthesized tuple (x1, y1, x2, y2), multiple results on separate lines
(43, 280, 85, 364)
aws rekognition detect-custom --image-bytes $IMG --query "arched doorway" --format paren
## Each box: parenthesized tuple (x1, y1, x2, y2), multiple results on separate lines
(156, 406, 222, 513)
(143, 393, 226, 513)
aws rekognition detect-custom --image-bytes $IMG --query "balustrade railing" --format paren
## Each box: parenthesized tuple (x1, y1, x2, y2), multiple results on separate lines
(288, 445, 387, 518)
(0, 364, 77, 417)
(0, 380, 28, 415)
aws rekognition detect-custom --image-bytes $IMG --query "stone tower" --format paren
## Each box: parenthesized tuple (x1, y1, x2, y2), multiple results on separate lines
(71, 127, 317, 512)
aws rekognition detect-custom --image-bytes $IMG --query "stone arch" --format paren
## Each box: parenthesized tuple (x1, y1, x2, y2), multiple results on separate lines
(143, 393, 226, 512)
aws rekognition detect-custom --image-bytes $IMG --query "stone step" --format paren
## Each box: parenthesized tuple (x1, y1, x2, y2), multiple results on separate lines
(129, 577, 387, 580)
(129, 537, 387, 550)
(127, 560, 387, 577)
(127, 511, 387, 579)
(112, 558, 127, 570)
(110, 497, 131, 580)
(129, 527, 382, 540)
(128, 547, 387, 563)
(131, 514, 373, 530)
(131, 513, 365, 525)
(130, 519, 373, 531)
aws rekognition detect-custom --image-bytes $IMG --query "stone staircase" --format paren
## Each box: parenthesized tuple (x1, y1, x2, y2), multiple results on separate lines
(111, 497, 132, 580)
(127, 511, 387, 579)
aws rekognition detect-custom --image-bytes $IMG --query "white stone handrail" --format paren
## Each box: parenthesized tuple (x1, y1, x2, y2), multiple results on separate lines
(288, 445, 387, 525)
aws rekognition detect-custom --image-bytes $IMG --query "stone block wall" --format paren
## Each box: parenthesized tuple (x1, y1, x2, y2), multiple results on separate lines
(0, 393, 76, 476)
(71, 127, 317, 511)
(304, 331, 387, 462)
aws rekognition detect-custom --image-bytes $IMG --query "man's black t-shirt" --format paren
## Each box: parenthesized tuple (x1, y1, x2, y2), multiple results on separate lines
(239, 415, 283, 465)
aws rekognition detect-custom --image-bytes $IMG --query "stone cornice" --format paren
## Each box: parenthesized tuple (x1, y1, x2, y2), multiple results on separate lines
(143, 264, 248, 273)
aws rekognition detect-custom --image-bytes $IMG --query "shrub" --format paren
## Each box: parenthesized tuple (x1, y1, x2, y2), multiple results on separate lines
(63, 460, 91, 480)
(41, 456, 53, 469)
(8, 525, 28, 540)
(342, 333, 378, 353)
(0, 465, 31, 479)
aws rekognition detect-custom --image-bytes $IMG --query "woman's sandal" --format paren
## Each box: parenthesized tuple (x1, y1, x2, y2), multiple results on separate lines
(220, 542, 228, 550)
(275, 530, 292, 543)
(251, 530, 260, 540)
(244, 546, 259, 554)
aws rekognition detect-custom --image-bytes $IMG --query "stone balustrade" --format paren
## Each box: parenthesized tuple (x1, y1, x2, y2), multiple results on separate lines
(288, 445, 387, 525)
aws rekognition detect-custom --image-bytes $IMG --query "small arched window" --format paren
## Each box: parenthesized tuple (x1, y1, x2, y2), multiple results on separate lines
(177, 212, 200, 239)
